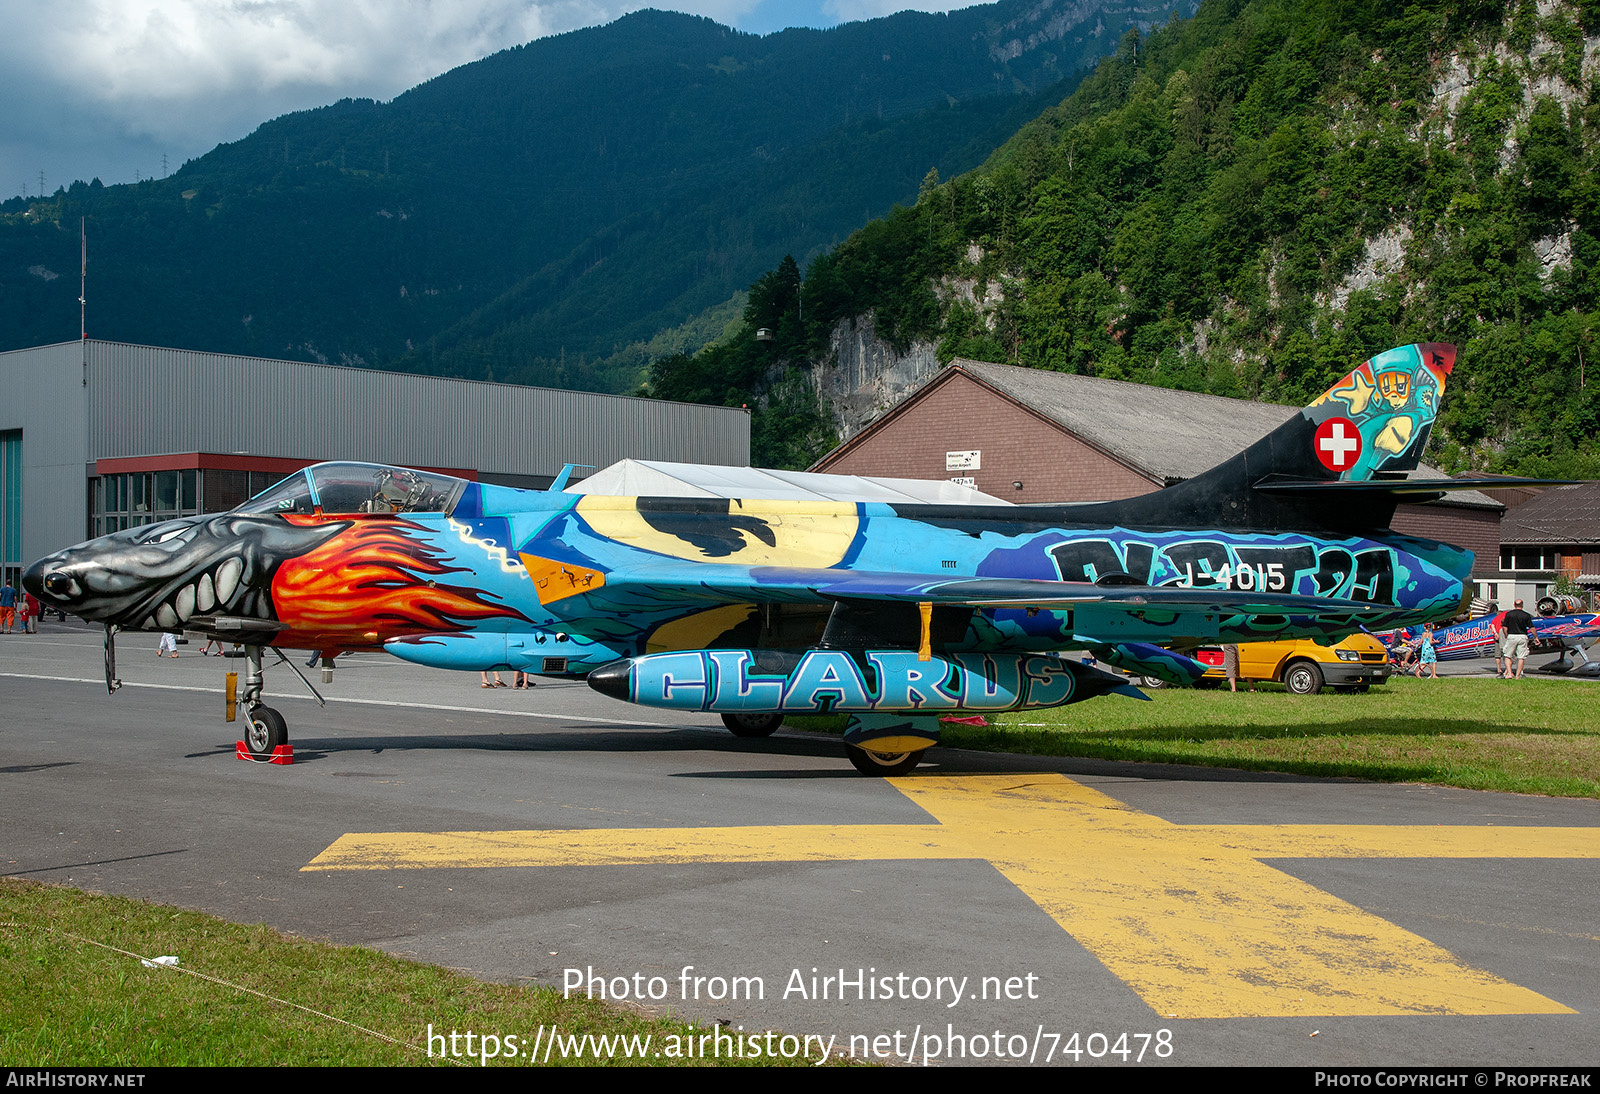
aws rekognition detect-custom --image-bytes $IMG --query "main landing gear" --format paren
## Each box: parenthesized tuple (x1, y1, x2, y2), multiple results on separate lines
(719, 712, 784, 738)
(844, 743, 921, 776)
(716, 709, 934, 776)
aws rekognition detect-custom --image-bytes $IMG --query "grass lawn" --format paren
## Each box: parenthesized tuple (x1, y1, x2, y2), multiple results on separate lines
(0, 879, 830, 1067)
(935, 675, 1600, 797)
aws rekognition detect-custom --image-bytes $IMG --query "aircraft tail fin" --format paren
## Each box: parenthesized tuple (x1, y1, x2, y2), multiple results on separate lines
(1106, 343, 1456, 533)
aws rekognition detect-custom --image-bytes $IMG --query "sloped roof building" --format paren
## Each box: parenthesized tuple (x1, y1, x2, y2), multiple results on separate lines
(813, 358, 1504, 580)
(1498, 481, 1600, 588)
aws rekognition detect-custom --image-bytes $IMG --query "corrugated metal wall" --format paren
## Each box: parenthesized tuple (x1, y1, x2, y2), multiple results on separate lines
(86, 341, 750, 475)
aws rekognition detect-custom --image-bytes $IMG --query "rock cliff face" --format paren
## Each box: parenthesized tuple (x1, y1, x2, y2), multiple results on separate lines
(813, 315, 942, 441)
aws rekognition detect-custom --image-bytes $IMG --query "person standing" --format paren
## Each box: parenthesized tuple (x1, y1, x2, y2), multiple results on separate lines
(1223, 644, 1252, 692)
(0, 578, 15, 633)
(1415, 624, 1438, 679)
(1498, 599, 1534, 679)
(23, 591, 39, 633)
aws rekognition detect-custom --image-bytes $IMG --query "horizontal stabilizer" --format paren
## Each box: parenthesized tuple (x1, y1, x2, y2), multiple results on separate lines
(1253, 476, 1571, 498)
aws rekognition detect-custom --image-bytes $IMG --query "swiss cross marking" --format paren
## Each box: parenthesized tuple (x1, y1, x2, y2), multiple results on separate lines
(1314, 417, 1362, 472)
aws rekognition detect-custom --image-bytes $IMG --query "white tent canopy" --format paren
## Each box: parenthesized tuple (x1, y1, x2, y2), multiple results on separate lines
(568, 459, 1013, 505)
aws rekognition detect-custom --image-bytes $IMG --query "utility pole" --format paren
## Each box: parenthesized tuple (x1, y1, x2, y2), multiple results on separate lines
(80, 218, 87, 341)
(80, 217, 88, 388)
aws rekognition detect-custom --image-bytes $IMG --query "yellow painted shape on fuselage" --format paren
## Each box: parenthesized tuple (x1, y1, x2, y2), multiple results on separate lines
(646, 604, 757, 654)
(519, 553, 607, 605)
(575, 495, 859, 567)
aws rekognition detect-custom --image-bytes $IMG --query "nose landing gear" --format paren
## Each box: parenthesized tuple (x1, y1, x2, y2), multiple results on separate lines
(234, 644, 317, 763)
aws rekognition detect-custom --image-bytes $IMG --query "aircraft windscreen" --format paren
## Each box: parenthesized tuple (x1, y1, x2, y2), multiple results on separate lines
(309, 463, 465, 514)
(232, 464, 465, 516)
(235, 470, 315, 515)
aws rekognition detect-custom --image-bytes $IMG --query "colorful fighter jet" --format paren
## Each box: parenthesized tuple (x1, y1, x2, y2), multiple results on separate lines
(25, 344, 1528, 773)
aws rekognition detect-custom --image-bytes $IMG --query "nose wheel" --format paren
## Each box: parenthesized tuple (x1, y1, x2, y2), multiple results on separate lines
(244, 705, 288, 758)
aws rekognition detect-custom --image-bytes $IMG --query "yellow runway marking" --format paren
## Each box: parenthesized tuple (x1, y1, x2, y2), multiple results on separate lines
(305, 773, 1597, 1018)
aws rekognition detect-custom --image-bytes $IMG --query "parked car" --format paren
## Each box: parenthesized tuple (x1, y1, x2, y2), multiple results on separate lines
(1188, 634, 1392, 694)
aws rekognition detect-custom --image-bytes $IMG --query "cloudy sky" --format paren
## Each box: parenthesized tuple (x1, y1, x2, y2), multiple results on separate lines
(1, 0, 975, 199)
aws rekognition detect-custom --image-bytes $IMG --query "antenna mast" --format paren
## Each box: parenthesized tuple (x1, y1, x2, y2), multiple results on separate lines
(79, 217, 87, 340)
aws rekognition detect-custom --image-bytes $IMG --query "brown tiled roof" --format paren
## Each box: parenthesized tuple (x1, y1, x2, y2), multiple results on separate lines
(1500, 481, 1600, 545)
(954, 359, 1295, 483)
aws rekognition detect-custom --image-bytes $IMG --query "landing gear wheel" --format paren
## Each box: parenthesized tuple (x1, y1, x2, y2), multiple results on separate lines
(1283, 661, 1324, 696)
(1139, 676, 1170, 689)
(245, 705, 288, 759)
(720, 712, 784, 738)
(845, 743, 922, 777)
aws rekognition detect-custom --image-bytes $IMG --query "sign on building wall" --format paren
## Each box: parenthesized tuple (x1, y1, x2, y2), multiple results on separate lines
(946, 450, 980, 472)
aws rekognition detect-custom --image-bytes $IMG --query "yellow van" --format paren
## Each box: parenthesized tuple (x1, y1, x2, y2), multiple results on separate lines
(1189, 634, 1392, 694)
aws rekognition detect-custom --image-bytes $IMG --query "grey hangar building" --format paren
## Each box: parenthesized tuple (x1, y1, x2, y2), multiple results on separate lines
(0, 339, 751, 587)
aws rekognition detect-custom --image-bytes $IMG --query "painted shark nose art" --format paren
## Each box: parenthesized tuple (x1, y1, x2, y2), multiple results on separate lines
(27, 514, 349, 630)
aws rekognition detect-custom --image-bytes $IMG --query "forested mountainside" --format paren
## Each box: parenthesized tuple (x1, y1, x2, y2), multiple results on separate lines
(0, 0, 1194, 391)
(652, 0, 1600, 475)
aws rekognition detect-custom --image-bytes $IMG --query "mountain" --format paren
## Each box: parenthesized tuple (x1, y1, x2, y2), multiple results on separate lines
(0, 0, 1195, 390)
(661, 0, 1600, 474)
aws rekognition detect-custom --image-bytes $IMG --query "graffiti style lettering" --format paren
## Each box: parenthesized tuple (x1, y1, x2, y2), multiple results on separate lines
(596, 650, 1121, 715)
(1122, 542, 1157, 584)
(708, 650, 787, 710)
(1049, 540, 1125, 583)
(1022, 656, 1078, 707)
(1312, 547, 1357, 597)
(868, 651, 961, 711)
(953, 654, 1025, 710)
(1351, 549, 1395, 604)
(633, 651, 709, 707)
(782, 650, 874, 712)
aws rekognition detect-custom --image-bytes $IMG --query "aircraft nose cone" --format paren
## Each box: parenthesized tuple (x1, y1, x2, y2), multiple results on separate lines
(21, 558, 50, 600)
(23, 557, 79, 608)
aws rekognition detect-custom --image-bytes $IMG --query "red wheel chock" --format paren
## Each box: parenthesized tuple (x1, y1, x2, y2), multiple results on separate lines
(236, 742, 294, 764)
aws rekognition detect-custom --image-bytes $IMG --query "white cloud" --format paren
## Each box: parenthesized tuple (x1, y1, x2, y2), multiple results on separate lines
(14, 1, 610, 140)
(0, 0, 891, 191)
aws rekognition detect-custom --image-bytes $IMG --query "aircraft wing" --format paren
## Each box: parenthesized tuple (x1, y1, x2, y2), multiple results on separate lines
(595, 562, 1385, 617)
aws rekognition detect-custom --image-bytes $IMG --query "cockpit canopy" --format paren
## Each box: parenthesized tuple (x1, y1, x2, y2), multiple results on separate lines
(234, 463, 467, 517)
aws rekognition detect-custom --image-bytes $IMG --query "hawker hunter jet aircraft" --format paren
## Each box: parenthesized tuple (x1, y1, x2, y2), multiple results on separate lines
(26, 343, 1521, 774)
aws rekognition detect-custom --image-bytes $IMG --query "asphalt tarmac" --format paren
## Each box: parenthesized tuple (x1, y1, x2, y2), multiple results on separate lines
(3, 623, 1598, 1068)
